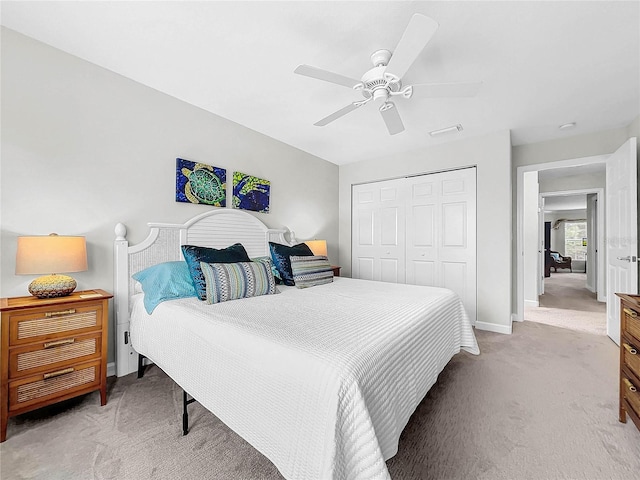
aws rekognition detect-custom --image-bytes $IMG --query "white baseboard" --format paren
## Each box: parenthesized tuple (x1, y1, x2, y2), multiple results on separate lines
(107, 362, 116, 378)
(475, 321, 512, 335)
(524, 299, 539, 308)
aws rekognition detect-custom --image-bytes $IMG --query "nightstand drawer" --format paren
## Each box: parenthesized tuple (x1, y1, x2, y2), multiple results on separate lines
(623, 340, 640, 378)
(9, 332, 101, 379)
(9, 360, 101, 412)
(9, 302, 103, 346)
(624, 307, 640, 343)
(622, 370, 640, 420)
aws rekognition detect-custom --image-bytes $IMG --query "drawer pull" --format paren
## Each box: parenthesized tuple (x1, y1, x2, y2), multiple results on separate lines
(623, 307, 638, 318)
(623, 378, 637, 392)
(45, 309, 76, 318)
(43, 367, 75, 379)
(623, 343, 638, 355)
(43, 338, 75, 349)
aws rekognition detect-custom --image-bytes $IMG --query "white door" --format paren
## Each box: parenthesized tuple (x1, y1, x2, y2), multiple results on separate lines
(606, 137, 638, 345)
(405, 168, 477, 323)
(352, 179, 406, 283)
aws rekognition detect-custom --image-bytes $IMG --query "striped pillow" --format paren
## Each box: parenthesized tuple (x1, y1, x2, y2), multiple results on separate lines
(290, 255, 333, 288)
(200, 261, 277, 304)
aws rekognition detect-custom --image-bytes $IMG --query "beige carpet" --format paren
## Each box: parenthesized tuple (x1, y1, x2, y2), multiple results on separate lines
(526, 272, 607, 336)
(1, 322, 639, 480)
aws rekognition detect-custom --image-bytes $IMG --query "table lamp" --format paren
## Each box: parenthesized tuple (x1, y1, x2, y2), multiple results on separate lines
(15, 234, 88, 298)
(305, 239, 327, 257)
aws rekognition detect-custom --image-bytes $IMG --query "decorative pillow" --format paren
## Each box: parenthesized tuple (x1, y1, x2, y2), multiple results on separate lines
(269, 242, 314, 286)
(251, 256, 282, 282)
(550, 252, 562, 261)
(200, 261, 277, 304)
(290, 255, 334, 288)
(132, 261, 197, 314)
(182, 243, 251, 300)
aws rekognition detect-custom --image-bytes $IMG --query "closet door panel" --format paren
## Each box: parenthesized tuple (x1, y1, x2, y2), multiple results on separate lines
(411, 260, 436, 286)
(352, 179, 405, 283)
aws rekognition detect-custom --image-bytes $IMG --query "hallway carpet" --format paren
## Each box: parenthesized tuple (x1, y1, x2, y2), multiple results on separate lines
(1, 322, 639, 480)
(526, 272, 606, 336)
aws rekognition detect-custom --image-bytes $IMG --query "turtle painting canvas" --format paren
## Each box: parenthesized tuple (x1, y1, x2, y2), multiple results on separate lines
(232, 172, 270, 213)
(176, 158, 226, 207)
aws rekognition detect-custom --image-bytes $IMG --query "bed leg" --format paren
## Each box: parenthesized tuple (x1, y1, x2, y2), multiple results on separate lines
(137, 354, 145, 378)
(182, 390, 196, 436)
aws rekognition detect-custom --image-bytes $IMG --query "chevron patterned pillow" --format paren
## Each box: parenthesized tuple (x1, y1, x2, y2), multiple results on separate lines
(200, 260, 277, 304)
(290, 255, 334, 288)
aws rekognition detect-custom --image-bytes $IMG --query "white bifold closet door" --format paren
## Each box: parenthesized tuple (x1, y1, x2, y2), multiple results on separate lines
(352, 167, 476, 323)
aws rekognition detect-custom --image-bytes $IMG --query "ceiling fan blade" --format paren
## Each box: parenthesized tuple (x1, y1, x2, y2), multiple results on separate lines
(294, 64, 361, 89)
(386, 14, 439, 79)
(314, 102, 362, 126)
(379, 102, 404, 135)
(410, 82, 482, 98)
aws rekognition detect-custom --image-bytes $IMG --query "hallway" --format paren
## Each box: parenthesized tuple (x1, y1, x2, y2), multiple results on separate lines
(524, 272, 606, 335)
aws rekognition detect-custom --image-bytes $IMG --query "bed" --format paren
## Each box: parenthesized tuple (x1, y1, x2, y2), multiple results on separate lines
(114, 209, 479, 480)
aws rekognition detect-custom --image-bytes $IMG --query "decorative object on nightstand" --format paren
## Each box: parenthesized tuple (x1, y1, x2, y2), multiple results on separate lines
(15, 234, 88, 298)
(0, 289, 113, 442)
(305, 239, 327, 257)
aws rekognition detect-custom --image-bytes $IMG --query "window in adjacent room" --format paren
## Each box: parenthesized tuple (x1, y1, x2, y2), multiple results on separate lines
(565, 221, 587, 260)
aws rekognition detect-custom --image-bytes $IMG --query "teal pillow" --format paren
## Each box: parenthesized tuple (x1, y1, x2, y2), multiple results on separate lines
(182, 243, 251, 300)
(132, 261, 197, 314)
(200, 261, 277, 304)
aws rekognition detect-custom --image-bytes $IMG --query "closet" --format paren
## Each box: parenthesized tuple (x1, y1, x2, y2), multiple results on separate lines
(352, 167, 477, 323)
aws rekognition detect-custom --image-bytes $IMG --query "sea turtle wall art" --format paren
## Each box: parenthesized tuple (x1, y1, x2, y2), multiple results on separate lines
(176, 158, 226, 207)
(232, 172, 270, 213)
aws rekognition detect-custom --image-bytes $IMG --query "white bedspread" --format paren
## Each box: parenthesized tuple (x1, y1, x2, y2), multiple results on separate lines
(130, 277, 479, 480)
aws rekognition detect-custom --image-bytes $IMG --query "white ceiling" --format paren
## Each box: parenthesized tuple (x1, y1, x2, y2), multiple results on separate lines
(2, 1, 638, 165)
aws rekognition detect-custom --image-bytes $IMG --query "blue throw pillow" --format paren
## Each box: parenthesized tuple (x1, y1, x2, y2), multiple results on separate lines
(200, 261, 277, 304)
(132, 261, 197, 314)
(269, 242, 314, 286)
(182, 243, 251, 300)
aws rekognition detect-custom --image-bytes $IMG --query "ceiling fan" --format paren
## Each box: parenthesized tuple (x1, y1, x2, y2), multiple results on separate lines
(294, 14, 481, 135)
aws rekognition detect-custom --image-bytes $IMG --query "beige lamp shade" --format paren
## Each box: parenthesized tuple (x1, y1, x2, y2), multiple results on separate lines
(305, 239, 328, 257)
(16, 234, 88, 298)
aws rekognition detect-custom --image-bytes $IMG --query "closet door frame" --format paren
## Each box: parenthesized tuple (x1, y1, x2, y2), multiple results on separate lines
(351, 167, 477, 323)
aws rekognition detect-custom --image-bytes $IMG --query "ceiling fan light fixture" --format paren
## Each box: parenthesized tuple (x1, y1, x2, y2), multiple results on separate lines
(559, 122, 576, 130)
(429, 124, 463, 136)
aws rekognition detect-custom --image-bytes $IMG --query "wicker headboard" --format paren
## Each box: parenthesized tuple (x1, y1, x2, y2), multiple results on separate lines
(113, 209, 290, 377)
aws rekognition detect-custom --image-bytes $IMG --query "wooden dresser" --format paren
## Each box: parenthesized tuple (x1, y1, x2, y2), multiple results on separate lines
(616, 293, 640, 432)
(0, 289, 112, 442)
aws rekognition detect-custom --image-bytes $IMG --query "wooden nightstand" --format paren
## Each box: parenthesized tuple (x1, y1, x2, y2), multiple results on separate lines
(331, 266, 341, 277)
(0, 289, 112, 442)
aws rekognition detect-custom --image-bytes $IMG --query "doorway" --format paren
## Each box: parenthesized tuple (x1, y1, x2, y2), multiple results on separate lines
(528, 189, 606, 335)
(516, 154, 608, 329)
(516, 137, 638, 342)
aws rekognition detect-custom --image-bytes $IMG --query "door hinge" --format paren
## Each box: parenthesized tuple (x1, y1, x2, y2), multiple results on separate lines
(124, 331, 129, 344)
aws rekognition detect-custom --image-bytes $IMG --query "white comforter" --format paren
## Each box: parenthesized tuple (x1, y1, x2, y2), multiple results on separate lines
(130, 277, 479, 480)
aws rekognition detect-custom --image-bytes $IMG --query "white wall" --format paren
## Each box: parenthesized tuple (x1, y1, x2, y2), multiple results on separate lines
(339, 130, 512, 334)
(0, 28, 339, 363)
(523, 172, 539, 306)
(539, 170, 605, 193)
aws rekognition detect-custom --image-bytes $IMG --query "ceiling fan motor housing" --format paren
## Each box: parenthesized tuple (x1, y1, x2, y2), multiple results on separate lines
(360, 62, 402, 102)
